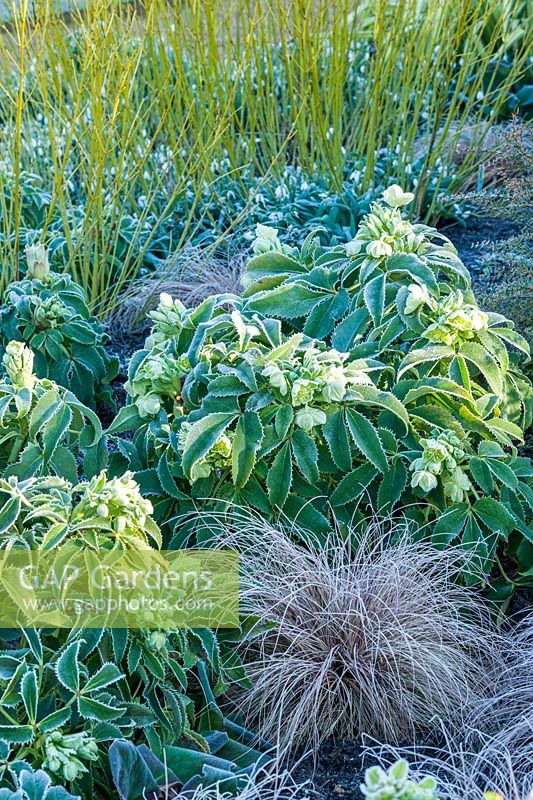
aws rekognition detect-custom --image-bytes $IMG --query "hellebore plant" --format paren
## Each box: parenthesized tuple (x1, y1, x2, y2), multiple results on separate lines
(0, 341, 104, 481)
(361, 759, 439, 800)
(109, 187, 533, 591)
(0, 246, 117, 409)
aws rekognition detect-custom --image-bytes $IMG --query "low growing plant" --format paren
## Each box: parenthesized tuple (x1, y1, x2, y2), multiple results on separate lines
(110, 294, 412, 544)
(0, 247, 117, 410)
(111, 189, 533, 590)
(361, 759, 439, 800)
(0, 469, 256, 798)
(0, 341, 105, 482)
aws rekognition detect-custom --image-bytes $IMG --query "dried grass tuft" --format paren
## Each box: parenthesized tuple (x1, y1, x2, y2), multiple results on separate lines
(362, 612, 533, 799)
(203, 509, 503, 755)
(107, 246, 245, 336)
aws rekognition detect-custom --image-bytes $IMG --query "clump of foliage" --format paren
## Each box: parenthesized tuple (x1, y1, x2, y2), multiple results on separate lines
(210, 512, 501, 750)
(0, 247, 117, 409)
(110, 292, 410, 544)
(0, 625, 253, 799)
(361, 760, 439, 800)
(0, 341, 105, 481)
(112, 189, 533, 592)
(0, 468, 255, 798)
(0, 758, 78, 800)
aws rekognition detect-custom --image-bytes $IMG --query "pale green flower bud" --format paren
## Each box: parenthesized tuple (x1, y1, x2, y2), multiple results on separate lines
(411, 469, 439, 493)
(148, 630, 167, 651)
(404, 283, 431, 316)
(25, 243, 50, 281)
(190, 461, 212, 482)
(136, 392, 162, 417)
(252, 223, 284, 255)
(96, 503, 109, 517)
(321, 366, 347, 403)
(367, 238, 393, 259)
(443, 466, 471, 503)
(295, 406, 326, 431)
(3, 340, 35, 391)
(382, 184, 415, 208)
(262, 363, 288, 395)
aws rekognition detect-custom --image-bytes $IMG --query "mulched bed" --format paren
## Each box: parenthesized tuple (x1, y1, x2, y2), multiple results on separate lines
(292, 740, 367, 799)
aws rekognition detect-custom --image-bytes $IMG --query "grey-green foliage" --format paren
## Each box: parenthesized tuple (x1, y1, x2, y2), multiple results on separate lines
(361, 760, 439, 800)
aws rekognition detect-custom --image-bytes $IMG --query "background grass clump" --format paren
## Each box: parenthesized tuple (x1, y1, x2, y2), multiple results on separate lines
(0, 0, 530, 313)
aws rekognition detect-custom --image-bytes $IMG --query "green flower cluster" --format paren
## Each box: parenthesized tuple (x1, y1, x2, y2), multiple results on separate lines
(3, 339, 35, 392)
(145, 292, 188, 348)
(361, 759, 439, 800)
(0, 341, 104, 481)
(260, 338, 375, 431)
(344, 185, 425, 260)
(0, 245, 117, 409)
(405, 285, 489, 346)
(251, 223, 295, 257)
(42, 731, 98, 783)
(73, 470, 155, 536)
(410, 429, 471, 502)
(126, 348, 189, 417)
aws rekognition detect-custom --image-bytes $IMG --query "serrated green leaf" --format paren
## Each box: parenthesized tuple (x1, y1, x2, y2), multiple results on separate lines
(291, 428, 319, 484)
(181, 413, 236, 478)
(42, 403, 72, 462)
(56, 640, 81, 693)
(346, 409, 388, 473)
(274, 405, 293, 439)
(0, 725, 33, 743)
(82, 663, 123, 694)
(363, 272, 386, 326)
(38, 706, 71, 733)
(323, 409, 352, 471)
(303, 289, 349, 339)
(21, 669, 38, 723)
(330, 463, 378, 506)
(459, 341, 503, 396)
(377, 459, 407, 513)
(469, 457, 494, 494)
(231, 411, 263, 489)
(78, 695, 126, 721)
(473, 498, 516, 539)
(0, 495, 21, 533)
(266, 442, 292, 509)
(247, 283, 325, 319)
(28, 389, 62, 438)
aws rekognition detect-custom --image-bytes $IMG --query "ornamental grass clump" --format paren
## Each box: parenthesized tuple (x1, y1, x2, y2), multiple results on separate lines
(0, 246, 117, 409)
(205, 512, 502, 752)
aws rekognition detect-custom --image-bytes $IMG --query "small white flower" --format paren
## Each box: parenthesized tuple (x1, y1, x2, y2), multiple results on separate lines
(382, 184, 415, 208)
(367, 238, 393, 259)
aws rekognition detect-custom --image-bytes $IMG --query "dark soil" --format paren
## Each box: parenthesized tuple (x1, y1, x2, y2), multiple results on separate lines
(292, 740, 366, 799)
(441, 214, 521, 282)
